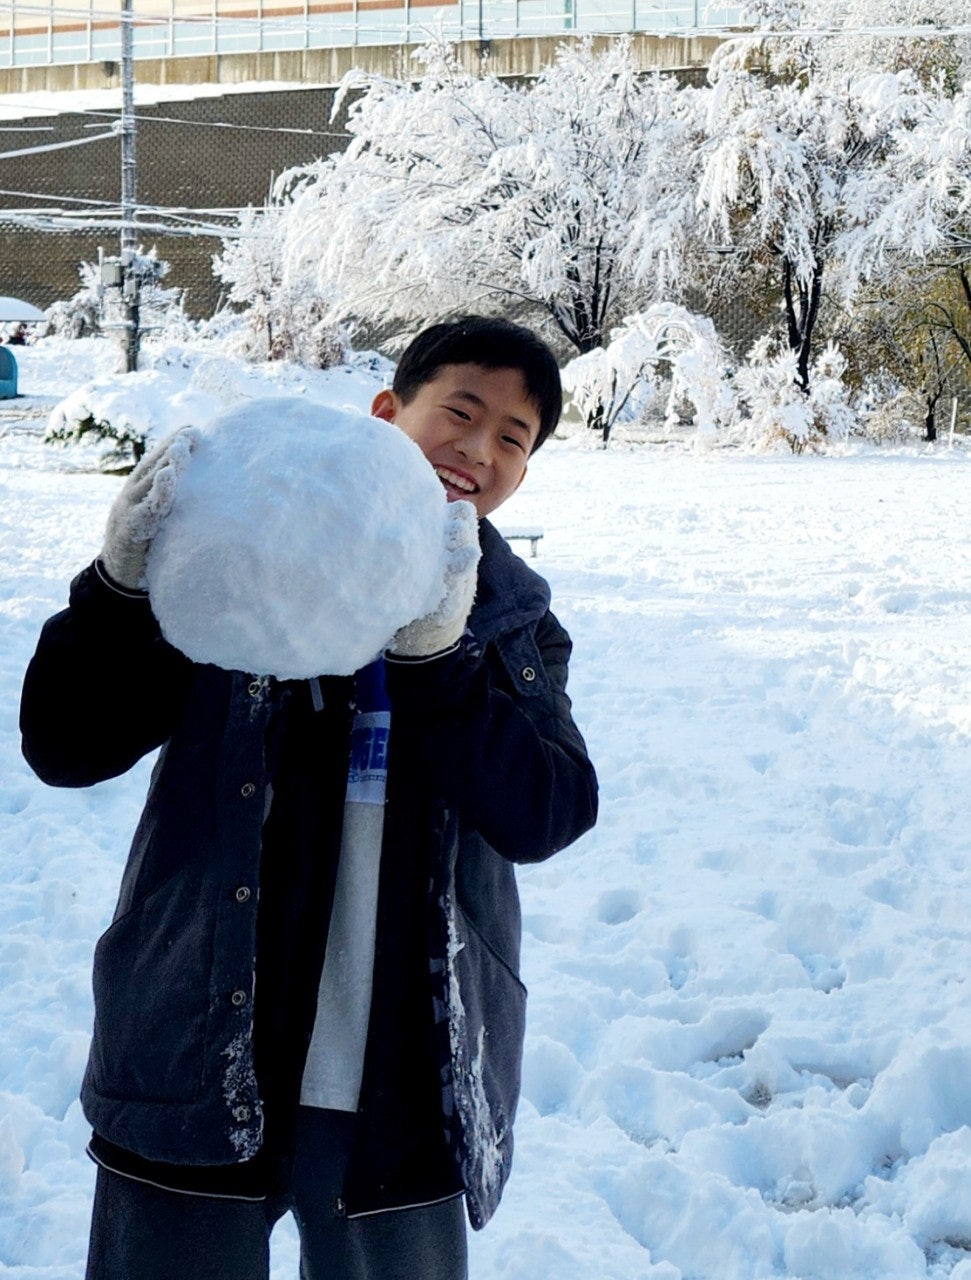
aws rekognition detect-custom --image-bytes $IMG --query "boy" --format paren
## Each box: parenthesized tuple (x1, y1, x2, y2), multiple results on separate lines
(20, 315, 598, 1279)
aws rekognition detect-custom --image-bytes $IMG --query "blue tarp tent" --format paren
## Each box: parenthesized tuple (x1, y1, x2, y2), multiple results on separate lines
(0, 296, 48, 399)
(0, 347, 16, 397)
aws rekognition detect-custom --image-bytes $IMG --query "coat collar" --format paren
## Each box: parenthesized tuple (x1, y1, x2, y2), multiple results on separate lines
(468, 518, 551, 646)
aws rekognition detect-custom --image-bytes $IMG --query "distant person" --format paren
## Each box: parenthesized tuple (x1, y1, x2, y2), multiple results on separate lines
(19, 315, 598, 1280)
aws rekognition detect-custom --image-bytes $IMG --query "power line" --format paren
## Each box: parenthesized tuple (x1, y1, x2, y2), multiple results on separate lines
(0, 181, 270, 235)
(0, 208, 245, 235)
(0, 185, 253, 215)
(0, 129, 116, 159)
(101, 110, 347, 139)
(0, 193, 273, 235)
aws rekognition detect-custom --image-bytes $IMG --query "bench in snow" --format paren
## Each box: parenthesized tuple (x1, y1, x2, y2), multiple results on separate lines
(500, 526, 544, 558)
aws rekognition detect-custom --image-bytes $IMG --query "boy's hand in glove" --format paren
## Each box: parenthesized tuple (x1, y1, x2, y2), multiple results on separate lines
(389, 500, 481, 659)
(100, 427, 198, 591)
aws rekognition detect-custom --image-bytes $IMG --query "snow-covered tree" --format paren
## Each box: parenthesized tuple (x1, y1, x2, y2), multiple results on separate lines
(735, 0, 971, 87)
(696, 66, 908, 394)
(809, 0, 971, 89)
(838, 79, 971, 384)
(711, 0, 971, 432)
(838, 264, 968, 440)
(278, 38, 702, 359)
(213, 204, 346, 368)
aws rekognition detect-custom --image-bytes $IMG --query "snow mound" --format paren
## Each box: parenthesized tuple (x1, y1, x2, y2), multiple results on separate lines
(145, 397, 448, 678)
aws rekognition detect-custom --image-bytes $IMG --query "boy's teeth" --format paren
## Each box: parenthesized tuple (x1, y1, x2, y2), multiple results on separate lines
(436, 467, 476, 493)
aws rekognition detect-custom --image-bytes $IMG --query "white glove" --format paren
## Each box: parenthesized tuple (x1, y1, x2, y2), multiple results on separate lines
(390, 501, 481, 659)
(100, 427, 198, 591)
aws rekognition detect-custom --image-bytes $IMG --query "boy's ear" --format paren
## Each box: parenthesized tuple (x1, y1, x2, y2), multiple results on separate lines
(371, 389, 399, 422)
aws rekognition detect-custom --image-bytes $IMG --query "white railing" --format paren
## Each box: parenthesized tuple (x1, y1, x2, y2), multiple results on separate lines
(0, 0, 743, 67)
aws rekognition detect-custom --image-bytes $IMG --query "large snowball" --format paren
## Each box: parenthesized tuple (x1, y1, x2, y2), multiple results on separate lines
(145, 398, 448, 678)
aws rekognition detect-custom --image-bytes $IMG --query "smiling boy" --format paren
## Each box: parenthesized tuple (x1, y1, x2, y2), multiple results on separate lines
(374, 362, 538, 515)
(20, 315, 598, 1280)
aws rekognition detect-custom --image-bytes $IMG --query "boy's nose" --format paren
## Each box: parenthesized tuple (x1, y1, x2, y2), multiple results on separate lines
(458, 427, 491, 465)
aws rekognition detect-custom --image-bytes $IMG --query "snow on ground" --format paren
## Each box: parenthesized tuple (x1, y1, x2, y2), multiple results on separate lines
(2, 339, 971, 1278)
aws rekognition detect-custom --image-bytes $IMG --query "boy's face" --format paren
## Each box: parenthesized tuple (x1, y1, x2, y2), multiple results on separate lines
(371, 364, 540, 518)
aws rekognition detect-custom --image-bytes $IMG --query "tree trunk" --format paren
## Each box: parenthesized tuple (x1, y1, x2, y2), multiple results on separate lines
(586, 400, 610, 443)
(924, 391, 940, 442)
(782, 251, 824, 394)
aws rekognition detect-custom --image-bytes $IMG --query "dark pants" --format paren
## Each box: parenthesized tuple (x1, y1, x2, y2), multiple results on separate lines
(85, 1109, 468, 1280)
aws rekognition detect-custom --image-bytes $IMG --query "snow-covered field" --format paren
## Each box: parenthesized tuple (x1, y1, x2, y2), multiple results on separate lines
(3, 340, 971, 1278)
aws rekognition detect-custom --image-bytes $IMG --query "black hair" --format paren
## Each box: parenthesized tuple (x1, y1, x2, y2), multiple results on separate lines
(392, 315, 562, 452)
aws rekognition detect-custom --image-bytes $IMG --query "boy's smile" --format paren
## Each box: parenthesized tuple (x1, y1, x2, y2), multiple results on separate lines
(371, 364, 541, 518)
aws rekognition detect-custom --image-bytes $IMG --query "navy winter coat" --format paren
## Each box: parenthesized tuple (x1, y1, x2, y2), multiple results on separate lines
(19, 519, 598, 1229)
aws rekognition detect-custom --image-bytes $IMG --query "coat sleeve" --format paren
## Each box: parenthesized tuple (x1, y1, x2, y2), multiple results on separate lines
(384, 608, 598, 864)
(20, 560, 193, 788)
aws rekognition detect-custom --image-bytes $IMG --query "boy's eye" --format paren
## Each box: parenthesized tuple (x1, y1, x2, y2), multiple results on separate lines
(446, 406, 471, 422)
(502, 434, 527, 452)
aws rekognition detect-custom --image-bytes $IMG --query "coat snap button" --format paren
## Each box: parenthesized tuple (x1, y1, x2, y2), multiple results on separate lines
(240, 782, 256, 798)
(235, 886, 251, 903)
(521, 666, 536, 682)
(247, 680, 262, 697)
(231, 989, 248, 1007)
(233, 1105, 251, 1122)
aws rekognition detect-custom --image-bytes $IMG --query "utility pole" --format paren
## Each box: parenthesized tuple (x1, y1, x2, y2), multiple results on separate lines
(120, 0, 140, 372)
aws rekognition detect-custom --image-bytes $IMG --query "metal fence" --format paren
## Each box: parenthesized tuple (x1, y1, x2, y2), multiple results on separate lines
(0, 0, 743, 66)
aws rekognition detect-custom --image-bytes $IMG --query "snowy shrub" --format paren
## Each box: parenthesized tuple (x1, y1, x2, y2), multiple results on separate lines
(853, 367, 935, 444)
(42, 251, 187, 344)
(808, 343, 858, 441)
(653, 306, 736, 443)
(213, 205, 347, 369)
(45, 411, 146, 472)
(45, 348, 240, 472)
(44, 340, 392, 474)
(734, 339, 855, 452)
(47, 373, 179, 472)
(562, 305, 735, 444)
(561, 323, 662, 443)
(734, 346, 812, 452)
(42, 261, 102, 340)
(857, 392, 925, 444)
